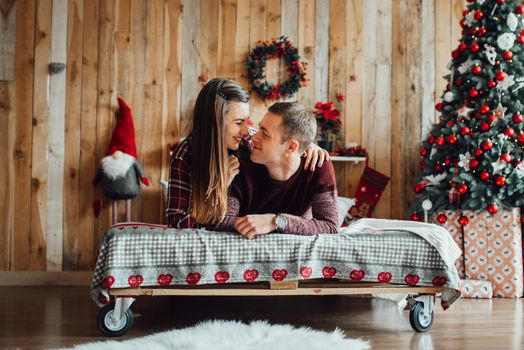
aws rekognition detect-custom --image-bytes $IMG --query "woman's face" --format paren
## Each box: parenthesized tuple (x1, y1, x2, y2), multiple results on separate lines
(225, 101, 250, 150)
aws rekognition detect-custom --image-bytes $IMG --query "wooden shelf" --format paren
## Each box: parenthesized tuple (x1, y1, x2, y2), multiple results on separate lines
(330, 156, 367, 164)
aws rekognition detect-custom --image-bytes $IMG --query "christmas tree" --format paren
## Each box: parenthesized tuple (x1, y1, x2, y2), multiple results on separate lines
(412, 0, 524, 221)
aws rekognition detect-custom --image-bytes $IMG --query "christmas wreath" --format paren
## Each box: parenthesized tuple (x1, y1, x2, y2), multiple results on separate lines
(245, 36, 307, 101)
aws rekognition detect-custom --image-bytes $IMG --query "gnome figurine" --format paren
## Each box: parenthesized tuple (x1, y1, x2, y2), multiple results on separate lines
(93, 97, 149, 223)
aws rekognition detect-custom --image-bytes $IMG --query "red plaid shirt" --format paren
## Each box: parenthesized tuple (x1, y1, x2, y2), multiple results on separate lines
(166, 129, 256, 228)
(166, 138, 197, 228)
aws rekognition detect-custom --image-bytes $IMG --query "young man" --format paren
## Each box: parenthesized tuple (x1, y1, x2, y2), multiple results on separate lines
(211, 102, 339, 238)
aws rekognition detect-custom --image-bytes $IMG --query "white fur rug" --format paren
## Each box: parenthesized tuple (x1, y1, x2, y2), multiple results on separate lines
(65, 320, 371, 350)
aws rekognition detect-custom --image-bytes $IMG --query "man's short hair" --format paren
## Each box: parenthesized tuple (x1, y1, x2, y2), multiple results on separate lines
(268, 102, 317, 152)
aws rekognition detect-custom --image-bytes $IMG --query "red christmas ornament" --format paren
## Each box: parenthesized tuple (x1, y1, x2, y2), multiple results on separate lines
(436, 136, 445, 146)
(518, 36, 524, 44)
(480, 122, 490, 131)
(411, 213, 422, 222)
(469, 159, 479, 168)
(480, 171, 490, 181)
(482, 140, 493, 150)
(488, 114, 498, 124)
(452, 49, 460, 58)
(501, 153, 512, 163)
(435, 164, 442, 171)
(444, 159, 451, 166)
(420, 148, 428, 156)
(505, 127, 515, 137)
(496, 70, 507, 81)
(474, 10, 483, 20)
(512, 113, 523, 123)
(487, 80, 496, 88)
(497, 0, 505, 4)
(454, 78, 463, 86)
(428, 135, 435, 144)
(474, 148, 483, 156)
(458, 183, 468, 194)
(435, 102, 443, 111)
(479, 105, 490, 114)
(517, 5, 524, 15)
(447, 120, 455, 127)
(472, 65, 482, 75)
(478, 27, 487, 36)
(518, 133, 524, 143)
(414, 182, 426, 193)
(503, 50, 513, 60)
(458, 215, 469, 226)
(495, 175, 506, 186)
(487, 203, 499, 214)
(469, 88, 479, 97)
(458, 42, 467, 52)
(437, 214, 448, 224)
(470, 43, 480, 52)
(447, 134, 458, 144)
(460, 126, 471, 135)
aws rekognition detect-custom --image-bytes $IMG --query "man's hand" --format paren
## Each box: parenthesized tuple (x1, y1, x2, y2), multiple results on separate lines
(302, 143, 330, 171)
(234, 214, 277, 239)
(227, 155, 240, 186)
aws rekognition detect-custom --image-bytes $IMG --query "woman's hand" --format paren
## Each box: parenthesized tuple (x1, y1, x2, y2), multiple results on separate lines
(302, 143, 330, 171)
(227, 155, 240, 186)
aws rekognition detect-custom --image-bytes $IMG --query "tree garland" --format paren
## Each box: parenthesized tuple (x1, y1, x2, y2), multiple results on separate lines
(245, 36, 308, 101)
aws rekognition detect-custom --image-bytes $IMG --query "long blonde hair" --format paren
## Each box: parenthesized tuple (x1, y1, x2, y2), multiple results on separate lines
(189, 78, 249, 225)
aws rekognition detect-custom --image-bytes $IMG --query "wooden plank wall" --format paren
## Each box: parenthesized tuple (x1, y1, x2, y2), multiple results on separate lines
(0, 0, 468, 272)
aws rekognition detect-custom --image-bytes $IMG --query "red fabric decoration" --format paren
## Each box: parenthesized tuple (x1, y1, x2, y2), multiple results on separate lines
(349, 167, 390, 218)
(105, 97, 138, 159)
(93, 199, 102, 218)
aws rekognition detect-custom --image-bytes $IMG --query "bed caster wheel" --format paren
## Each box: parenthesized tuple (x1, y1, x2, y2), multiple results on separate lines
(97, 303, 134, 337)
(409, 301, 434, 332)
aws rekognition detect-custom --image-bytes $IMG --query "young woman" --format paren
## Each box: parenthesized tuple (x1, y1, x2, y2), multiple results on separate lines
(166, 78, 329, 228)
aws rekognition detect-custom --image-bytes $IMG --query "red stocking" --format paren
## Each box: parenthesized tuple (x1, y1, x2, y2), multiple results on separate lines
(349, 167, 390, 219)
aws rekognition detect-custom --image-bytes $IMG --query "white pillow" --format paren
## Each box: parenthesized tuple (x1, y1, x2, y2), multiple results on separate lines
(337, 196, 356, 226)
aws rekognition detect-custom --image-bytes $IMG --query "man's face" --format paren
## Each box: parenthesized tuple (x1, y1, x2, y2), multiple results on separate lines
(250, 112, 287, 166)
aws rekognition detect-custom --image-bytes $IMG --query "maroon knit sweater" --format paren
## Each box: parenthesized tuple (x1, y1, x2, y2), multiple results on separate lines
(211, 157, 339, 235)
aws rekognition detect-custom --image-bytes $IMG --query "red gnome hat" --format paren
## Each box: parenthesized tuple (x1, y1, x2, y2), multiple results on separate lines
(105, 97, 138, 159)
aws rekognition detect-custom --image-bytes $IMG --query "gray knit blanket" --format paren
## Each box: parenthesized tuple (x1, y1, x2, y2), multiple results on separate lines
(91, 222, 461, 309)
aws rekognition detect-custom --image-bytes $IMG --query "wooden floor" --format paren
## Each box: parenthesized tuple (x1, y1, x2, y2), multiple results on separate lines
(0, 287, 523, 349)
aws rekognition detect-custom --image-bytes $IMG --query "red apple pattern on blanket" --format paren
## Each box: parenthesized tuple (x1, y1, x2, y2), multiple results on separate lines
(98, 294, 109, 305)
(215, 271, 230, 284)
(322, 266, 337, 278)
(350, 269, 365, 281)
(244, 269, 259, 282)
(101, 276, 115, 290)
(405, 274, 420, 286)
(432, 276, 447, 287)
(157, 274, 173, 286)
(128, 274, 143, 287)
(377, 272, 392, 283)
(272, 269, 288, 281)
(300, 266, 313, 279)
(186, 272, 201, 285)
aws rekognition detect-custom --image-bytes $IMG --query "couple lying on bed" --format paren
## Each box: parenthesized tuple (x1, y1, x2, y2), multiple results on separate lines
(166, 78, 339, 238)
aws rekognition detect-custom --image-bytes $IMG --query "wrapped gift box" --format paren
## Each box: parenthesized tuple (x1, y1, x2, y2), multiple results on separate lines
(432, 210, 466, 279)
(462, 208, 523, 298)
(459, 279, 493, 299)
